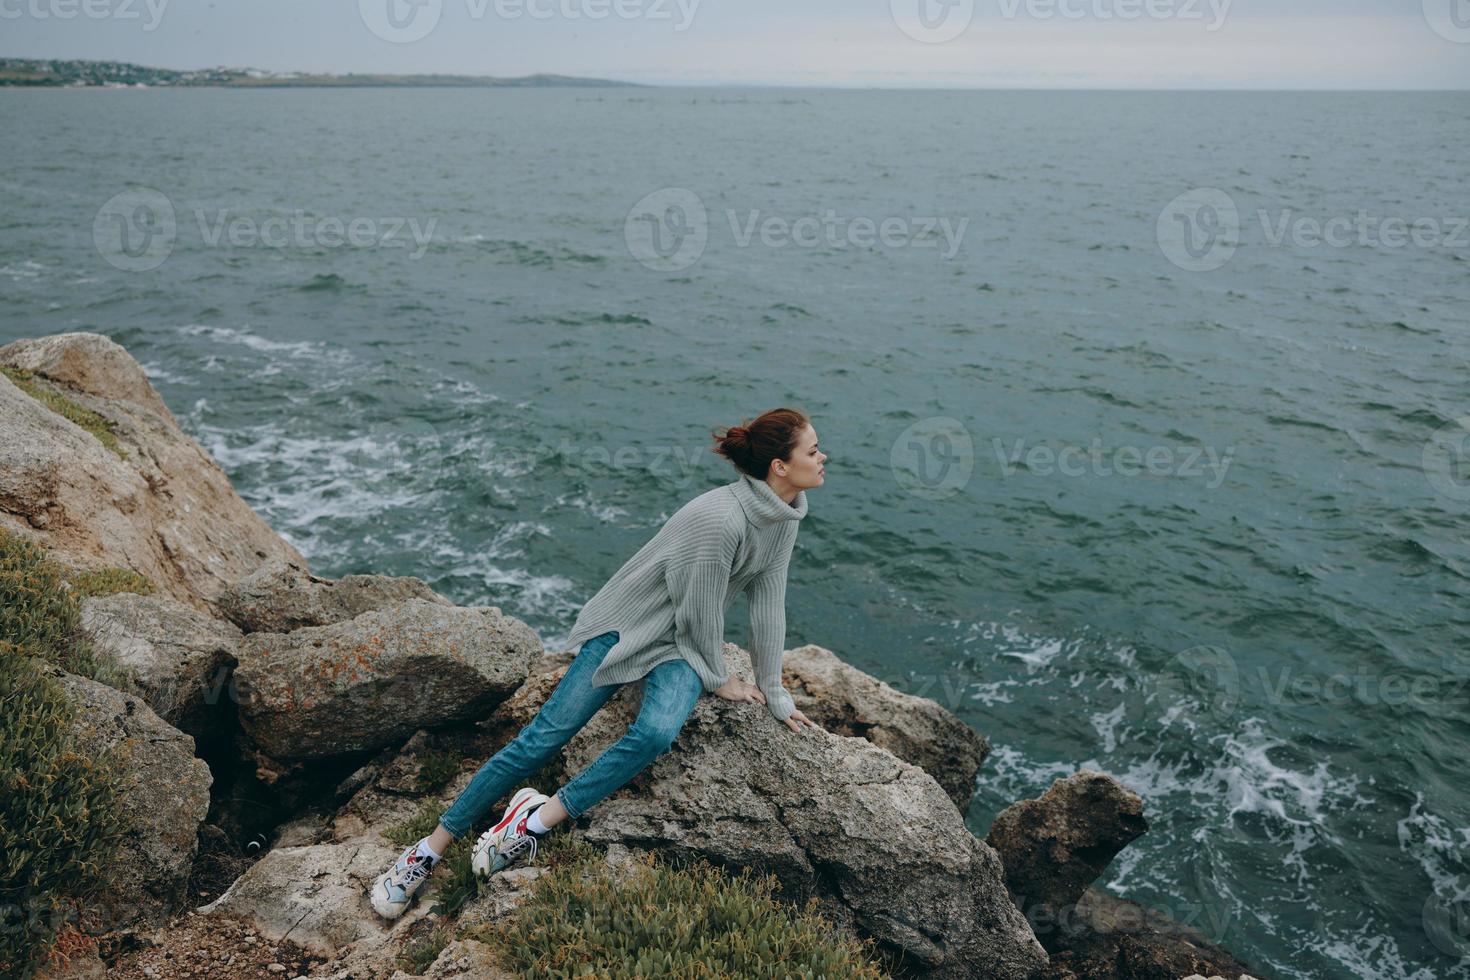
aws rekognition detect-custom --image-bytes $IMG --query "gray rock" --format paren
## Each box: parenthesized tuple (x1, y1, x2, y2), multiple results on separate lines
(220, 558, 452, 634)
(782, 642, 990, 813)
(234, 599, 539, 760)
(562, 647, 1047, 980)
(195, 838, 404, 959)
(77, 592, 241, 739)
(985, 770, 1147, 942)
(328, 731, 466, 841)
(456, 866, 550, 932)
(46, 666, 213, 933)
(386, 938, 513, 980)
(0, 332, 306, 612)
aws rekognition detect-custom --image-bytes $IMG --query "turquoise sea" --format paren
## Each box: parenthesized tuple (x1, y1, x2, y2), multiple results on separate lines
(2, 88, 1467, 979)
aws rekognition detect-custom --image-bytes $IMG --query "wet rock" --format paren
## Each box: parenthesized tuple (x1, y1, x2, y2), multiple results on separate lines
(985, 769, 1147, 938)
(1045, 888, 1260, 980)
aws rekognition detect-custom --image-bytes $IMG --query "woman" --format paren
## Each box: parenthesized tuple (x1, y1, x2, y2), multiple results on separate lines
(372, 407, 826, 920)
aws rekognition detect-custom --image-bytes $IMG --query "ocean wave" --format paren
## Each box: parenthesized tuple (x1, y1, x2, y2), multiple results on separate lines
(177, 323, 353, 364)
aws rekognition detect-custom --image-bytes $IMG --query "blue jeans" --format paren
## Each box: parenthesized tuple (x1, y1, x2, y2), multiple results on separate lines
(437, 630, 704, 839)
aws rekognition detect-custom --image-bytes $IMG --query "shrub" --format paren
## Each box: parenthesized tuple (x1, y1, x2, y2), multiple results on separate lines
(396, 921, 452, 975)
(428, 844, 481, 919)
(385, 799, 447, 849)
(0, 530, 140, 694)
(463, 839, 885, 979)
(0, 530, 131, 979)
(1, 365, 126, 460)
(68, 567, 156, 599)
(413, 748, 462, 794)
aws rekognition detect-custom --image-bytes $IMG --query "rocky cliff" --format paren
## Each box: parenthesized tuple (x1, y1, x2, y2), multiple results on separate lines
(1, 332, 1262, 980)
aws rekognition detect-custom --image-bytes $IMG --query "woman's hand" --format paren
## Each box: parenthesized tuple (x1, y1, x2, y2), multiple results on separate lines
(713, 680, 822, 732)
(782, 708, 821, 732)
(713, 677, 765, 704)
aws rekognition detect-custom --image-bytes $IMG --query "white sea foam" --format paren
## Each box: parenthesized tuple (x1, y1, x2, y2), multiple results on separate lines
(177, 323, 352, 364)
(553, 489, 630, 523)
(970, 678, 1019, 707)
(1091, 701, 1128, 753)
(1000, 637, 1065, 671)
(0, 260, 45, 280)
(139, 360, 194, 385)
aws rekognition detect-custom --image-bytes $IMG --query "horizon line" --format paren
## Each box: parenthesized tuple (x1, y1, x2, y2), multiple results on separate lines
(4, 54, 1467, 92)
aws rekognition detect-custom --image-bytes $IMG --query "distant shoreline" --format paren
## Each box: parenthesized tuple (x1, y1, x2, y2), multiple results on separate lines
(0, 58, 640, 89)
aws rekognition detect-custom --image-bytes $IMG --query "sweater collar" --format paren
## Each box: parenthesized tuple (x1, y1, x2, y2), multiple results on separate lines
(731, 472, 808, 528)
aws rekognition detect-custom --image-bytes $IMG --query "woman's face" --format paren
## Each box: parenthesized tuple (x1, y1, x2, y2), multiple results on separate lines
(776, 425, 826, 489)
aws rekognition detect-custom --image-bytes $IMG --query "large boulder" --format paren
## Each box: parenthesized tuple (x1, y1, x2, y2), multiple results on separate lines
(1047, 888, 1259, 980)
(517, 640, 988, 817)
(220, 558, 452, 634)
(234, 599, 540, 760)
(561, 647, 1048, 979)
(0, 333, 305, 613)
(76, 592, 241, 740)
(985, 770, 1147, 938)
(44, 666, 213, 934)
(781, 643, 990, 813)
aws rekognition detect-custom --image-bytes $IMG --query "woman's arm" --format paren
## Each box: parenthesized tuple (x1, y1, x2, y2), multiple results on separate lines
(745, 562, 797, 722)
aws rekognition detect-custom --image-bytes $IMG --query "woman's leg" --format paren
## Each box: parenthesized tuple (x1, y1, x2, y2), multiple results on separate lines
(432, 630, 622, 845)
(550, 656, 704, 824)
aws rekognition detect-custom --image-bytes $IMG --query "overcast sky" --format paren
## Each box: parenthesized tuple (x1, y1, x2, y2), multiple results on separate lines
(3, 0, 1468, 88)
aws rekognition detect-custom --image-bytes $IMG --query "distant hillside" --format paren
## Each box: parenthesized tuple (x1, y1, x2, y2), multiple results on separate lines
(0, 58, 639, 88)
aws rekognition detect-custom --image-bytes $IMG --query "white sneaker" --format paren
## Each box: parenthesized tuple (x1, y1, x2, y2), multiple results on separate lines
(471, 786, 550, 880)
(369, 841, 439, 920)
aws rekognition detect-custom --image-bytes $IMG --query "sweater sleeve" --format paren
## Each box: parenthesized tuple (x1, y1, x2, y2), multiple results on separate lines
(665, 559, 733, 693)
(745, 561, 796, 722)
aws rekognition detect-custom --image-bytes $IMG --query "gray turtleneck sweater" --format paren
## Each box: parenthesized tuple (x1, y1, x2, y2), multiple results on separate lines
(562, 471, 808, 722)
